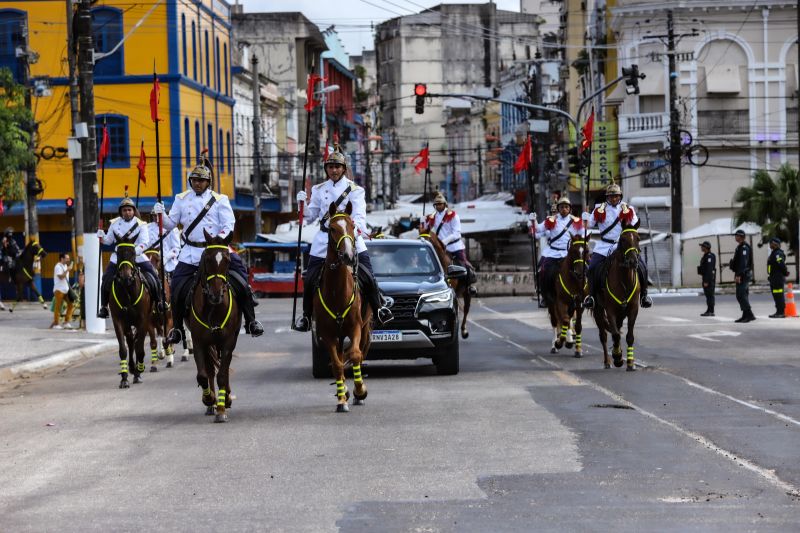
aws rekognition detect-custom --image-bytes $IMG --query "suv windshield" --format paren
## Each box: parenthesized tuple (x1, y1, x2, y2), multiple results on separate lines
(369, 244, 439, 277)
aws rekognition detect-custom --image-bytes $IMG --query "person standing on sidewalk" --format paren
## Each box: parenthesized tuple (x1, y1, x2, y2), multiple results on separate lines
(729, 229, 755, 323)
(51, 253, 75, 329)
(698, 241, 716, 316)
(767, 237, 788, 318)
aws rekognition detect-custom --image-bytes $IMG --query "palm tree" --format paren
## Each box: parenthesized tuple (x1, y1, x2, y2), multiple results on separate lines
(733, 163, 800, 261)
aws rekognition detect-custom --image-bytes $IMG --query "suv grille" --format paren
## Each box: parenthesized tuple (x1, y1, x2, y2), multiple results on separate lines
(390, 295, 420, 320)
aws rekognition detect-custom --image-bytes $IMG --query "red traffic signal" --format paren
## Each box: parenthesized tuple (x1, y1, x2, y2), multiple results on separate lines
(414, 83, 427, 97)
(579, 138, 591, 153)
(65, 197, 74, 208)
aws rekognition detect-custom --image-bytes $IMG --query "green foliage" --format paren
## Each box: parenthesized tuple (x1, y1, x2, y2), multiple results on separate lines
(0, 68, 34, 206)
(733, 164, 800, 254)
(354, 64, 367, 84)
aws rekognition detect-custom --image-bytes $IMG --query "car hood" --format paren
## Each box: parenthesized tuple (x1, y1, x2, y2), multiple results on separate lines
(375, 275, 448, 295)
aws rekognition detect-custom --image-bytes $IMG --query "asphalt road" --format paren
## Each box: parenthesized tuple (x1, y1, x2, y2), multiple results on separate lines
(1, 293, 799, 532)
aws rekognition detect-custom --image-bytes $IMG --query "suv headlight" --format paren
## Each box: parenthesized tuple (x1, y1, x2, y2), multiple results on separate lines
(416, 289, 454, 314)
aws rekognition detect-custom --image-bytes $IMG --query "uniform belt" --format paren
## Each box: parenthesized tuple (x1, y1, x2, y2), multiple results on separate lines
(601, 238, 616, 244)
(184, 239, 207, 248)
(550, 245, 565, 251)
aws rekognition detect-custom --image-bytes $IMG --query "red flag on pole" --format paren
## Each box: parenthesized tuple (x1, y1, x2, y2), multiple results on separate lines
(580, 109, 595, 153)
(410, 146, 429, 174)
(150, 75, 161, 122)
(98, 124, 110, 165)
(323, 139, 329, 162)
(304, 73, 326, 112)
(137, 143, 146, 184)
(513, 135, 532, 175)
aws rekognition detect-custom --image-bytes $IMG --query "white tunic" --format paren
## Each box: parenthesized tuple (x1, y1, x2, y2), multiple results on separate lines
(101, 216, 150, 264)
(422, 209, 465, 253)
(534, 214, 583, 259)
(147, 223, 182, 273)
(586, 201, 639, 257)
(162, 188, 236, 266)
(305, 177, 368, 259)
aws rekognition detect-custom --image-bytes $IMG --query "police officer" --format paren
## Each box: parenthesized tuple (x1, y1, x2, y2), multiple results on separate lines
(0, 227, 21, 275)
(581, 183, 652, 309)
(293, 151, 393, 332)
(154, 160, 264, 344)
(729, 229, 755, 323)
(96, 195, 162, 318)
(767, 237, 788, 318)
(527, 197, 583, 307)
(698, 241, 716, 316)
(421, 191, 478, 296)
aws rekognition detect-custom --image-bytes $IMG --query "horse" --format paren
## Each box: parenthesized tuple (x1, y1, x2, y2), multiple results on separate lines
(187, 230, 242, 423)
(313, 201, 371, 413)
(0, 240, 48, 311)
(419, 230, 471, 339)
(590, 220, 641, 371)
(548, 235, 588, 357)
(145, 250, 174, 371)
(109, 233, 152, 388)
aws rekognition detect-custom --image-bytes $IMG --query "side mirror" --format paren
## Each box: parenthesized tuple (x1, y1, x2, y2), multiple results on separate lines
(447, 264, 467, 279)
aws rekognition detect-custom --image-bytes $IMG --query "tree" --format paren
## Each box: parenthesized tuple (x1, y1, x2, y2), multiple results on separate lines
(0, 68, 35, 208)
(733, 164, 800, 258)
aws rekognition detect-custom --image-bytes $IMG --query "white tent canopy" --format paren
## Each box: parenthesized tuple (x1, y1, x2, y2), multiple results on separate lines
(682, 217, 762, 240)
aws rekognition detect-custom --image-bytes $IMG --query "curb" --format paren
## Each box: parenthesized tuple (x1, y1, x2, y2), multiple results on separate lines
(0, 341, 116, 386)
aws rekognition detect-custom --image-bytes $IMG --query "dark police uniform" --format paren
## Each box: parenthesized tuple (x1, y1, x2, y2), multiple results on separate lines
(698, 244, 716, 315)
(729, 235, 754, 322)
(767, 243, 788, 317)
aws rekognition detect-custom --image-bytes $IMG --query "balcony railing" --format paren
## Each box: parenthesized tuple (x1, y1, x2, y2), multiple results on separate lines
(697, 109, 749, 136)
(618, 112, 669, 137)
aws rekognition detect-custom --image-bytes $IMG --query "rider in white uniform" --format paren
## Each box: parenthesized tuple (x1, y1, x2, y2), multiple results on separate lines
(145, 208, 181, 274)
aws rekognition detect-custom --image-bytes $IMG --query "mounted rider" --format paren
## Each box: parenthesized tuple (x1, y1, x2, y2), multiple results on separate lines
(294, 150, 394, 332)
(0, 227, 21, 275)
(527, 196, 583, 307)
(145, 207, 181, 276)
(581, 182, 652, 309)
(420, 191, 478, 296)
(154, 157, 264, 345)
(96, 194, 163, 318)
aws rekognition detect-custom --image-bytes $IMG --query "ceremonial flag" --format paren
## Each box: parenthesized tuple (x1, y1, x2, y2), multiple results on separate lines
(137, 143, 146, 184)
(98, 124, 110, 165)
(580, 109, 595, 153)
(150, 75, 161, 122)
(323, 139, 329, 162)
(410, 146, 429, 174)
(304, 73, 326, 112)
(513, 135, 532, 175)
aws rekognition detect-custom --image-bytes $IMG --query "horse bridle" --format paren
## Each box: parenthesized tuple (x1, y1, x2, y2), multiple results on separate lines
(619, 228, 640, 266)
(200, 244, 231, 300)
(327, 213, 358, 272)
(192, 244, 234, 332)
(568, 239, 588, 280)
(112, 243, 144, 310)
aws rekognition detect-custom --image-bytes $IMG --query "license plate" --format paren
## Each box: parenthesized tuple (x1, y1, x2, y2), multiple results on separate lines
(372, 330, 402, 342)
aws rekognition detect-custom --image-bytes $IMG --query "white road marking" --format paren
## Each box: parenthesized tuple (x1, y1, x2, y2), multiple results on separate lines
(660, 316, 690, 323)
(688, 330, 741, 342)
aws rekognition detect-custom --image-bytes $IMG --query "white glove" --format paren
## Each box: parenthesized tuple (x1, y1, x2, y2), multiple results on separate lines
(581, 212, 591, 222)
(527, 220, 534, 229)
(96, 229, 105, 239)
(153, 202, 165, 215)
(528, 212, 537, 222)
(296, 191, 307, 203)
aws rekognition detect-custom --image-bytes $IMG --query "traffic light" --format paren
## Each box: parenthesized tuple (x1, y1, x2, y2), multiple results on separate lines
(567, 146, 580, 175)
(65, 197, 75, 217)
(622, 64, 643, 95)
(414, 83, 427, 114)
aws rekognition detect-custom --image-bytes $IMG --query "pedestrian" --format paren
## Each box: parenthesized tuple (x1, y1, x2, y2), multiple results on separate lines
(729, 229, 755, 323)
(698, 241, 716, 316)
(51, 252, 75, 329)
(767, 237, 788, 318)
(77, 269, 85, 329)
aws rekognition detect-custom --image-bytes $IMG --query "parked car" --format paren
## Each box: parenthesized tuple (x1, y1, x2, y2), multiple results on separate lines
(311, 239, 461, 377)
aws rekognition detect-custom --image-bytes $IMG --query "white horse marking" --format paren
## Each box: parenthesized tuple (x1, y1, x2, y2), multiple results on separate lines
(215, 251, 223, 266)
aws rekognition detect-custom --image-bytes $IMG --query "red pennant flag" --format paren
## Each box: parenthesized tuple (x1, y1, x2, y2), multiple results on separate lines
(323, 139, 330, 162)
(410, 146, 429, 175)
(513, 136, 532, 175)
(304, 73, 326, 112)
(137, 144, 146, 184)
(0, 196, 4, 216)
(150, 75, 161, 122)
(580, 110, 594, 153)
(98, 124, 110, 165)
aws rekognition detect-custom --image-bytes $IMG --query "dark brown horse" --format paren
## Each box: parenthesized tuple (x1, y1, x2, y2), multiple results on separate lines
(187, 230, 242, 423)
(0, 240, 48, 311)
(109, 233, 152, 388)
(145, 250, 174, 371)
(548, 235, 588, 357)
(419, 230, 471, 339)
(313, 202, 371, 413)
(591, 221, 641, 371)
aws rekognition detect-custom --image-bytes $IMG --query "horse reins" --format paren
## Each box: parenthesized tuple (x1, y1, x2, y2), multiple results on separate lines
(558, 239, 588, 298)
(192, 244, 234, 332)
(605, 228, 640, 306)
(319, 213, 358, 325)
(112, 243, 144, 311)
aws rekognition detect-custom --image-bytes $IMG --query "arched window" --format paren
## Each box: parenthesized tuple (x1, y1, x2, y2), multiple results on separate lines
(92, 7, 124, 77)
(96, 114, 130, 168)
(181, 14, 187, 76)
(204, 30, 210, 87)
(191, 21, 197, 80)
(223, 43, 229, 96)
(0, 10, 26, 82)
(184, 118, 191, 166)
(194, 120, 200, 164)
(226, 131, 232, 175)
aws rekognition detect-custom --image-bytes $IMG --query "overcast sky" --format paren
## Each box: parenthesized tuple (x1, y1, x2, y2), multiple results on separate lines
(237, 0, 520, 55)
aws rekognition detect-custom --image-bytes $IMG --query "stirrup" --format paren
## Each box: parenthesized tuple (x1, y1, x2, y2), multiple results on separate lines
(166, 328, 183, 345)
(468, 285, 478, 296)
(248, 320, 264, 337)
(582, 296, 594, 309)
(640, 294, 653, 308)
(294, 316, 311, 332)
(97, 306, 109, 319)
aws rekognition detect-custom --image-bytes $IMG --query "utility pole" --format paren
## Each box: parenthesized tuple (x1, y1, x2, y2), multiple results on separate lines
(364, 124, 372, 204)
(796, 0, 800, 283)
(251, 54, 262, 235)
(66, 0, 83, 261)
(20, 20, 39, 242)
(380, 147, 387, 209)
(476, 144, 483, 197)
(667, 10, 682, 245)
(450, 150, 457, 202)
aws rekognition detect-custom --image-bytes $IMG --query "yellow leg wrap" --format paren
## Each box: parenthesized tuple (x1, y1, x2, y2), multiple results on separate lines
(136, 362, 145, 373)
(203, 387, 212, 396)
(575, 334, 582, 347)
(151, 350, 158, 363)
(217, 388, 226, 408)
(560, 325, 568, 338)
(336, 379, 346, 399)
(353, 365, 363, 384)
(626, 346, 634, 361)
(119, 360, 128, 374)
(38, 296, 44, 303)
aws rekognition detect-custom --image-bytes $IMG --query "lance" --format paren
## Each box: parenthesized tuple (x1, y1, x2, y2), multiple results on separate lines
(525, 133, 541, 307)
(135, 138, 144, 210)
(421, 141, 431, 218)
(152, 67, 167, 314)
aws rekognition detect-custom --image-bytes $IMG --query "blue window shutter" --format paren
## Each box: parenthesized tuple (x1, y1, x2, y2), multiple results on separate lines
(191, 21, 197, 80)
(194, 121, 200, 163)
(218, 129, 224, 173)
(184, 118, 190, 166)
(204, 31, 210, 87)
(96, 114, 130, 169)
(0, 10, 26, 82)
(207, 123, 213, 166)
(91, 7, 124, 77)
(181, 14, 187, 76)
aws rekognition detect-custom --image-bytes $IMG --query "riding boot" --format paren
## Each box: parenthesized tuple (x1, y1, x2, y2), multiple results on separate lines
(294, 281, 314, 332)
(359, 265, 393, 325)
(638, 261, 653, 308)
(97, 274, 113, 318)
(166, 283, 186, 345)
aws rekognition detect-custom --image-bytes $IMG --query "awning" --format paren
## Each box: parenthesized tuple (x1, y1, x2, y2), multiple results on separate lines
(682, 217, 760, 239)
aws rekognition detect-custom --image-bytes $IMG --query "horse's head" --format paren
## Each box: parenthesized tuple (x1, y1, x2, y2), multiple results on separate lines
(200, 229, 232, 305)
(567, 235, 589, 280)
(327, 201, 356, 268)
(618, 220, 641, 269)
(114, 232, 140, 286)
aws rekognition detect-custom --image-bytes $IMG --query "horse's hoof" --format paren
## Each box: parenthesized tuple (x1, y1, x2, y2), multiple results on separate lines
(119, 380, 129, 389)
(166, 361, 173, 368)
(181, 355, 189, 362)
(604, 363, 611, 369)
(565, 342, 574, 349)
(157, 352, 165, 360)
(214, 413, 228, 423)
(353, 398, 365, 406)
(461, 330, 469, 339)
(626, 365, 637, 372)
(550, 347, 557, 354)
(133, 375, 143, 384)
(205, 405, 215, 415)
(574, 352, 583, 358)
(613, 359, 624, 368)
(336, 403, 350, 413)
(149, 366, 158, 373)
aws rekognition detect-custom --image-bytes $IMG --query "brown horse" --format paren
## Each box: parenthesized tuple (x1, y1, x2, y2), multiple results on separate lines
(548, 235, 588, 357)
(313, 202, 371, 413)
(109, 233, 152, 388)
(187, 230, 242, 423)
(591, 221, 641, 371)
(419, 230, 471, 339)
(145, 250, 174, 371)
(0, 240, 48, 311)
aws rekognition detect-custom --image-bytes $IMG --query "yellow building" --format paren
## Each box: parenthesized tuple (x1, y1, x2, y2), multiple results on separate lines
(0, 0, 237, 297)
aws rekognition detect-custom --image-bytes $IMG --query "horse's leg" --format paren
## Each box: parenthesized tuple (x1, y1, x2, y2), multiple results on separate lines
(149, 322, 159, 373)
(182, 324, 193, 362)
(626, 312, 638, 372)
(193, 341, 215, 415)
(574, 307, 583, 358)
(133, 324, 146, 384)
(113, 321, 130, 388)
(27, 280, 47, 309)
(350, 324, 367, 405)
(326, 337, 349, 413)
(596, 313, 610, 369)
(565, 316, 575, 349)
(164, 311, 174, 367)
(610, 313, 623, 368)
(214, 346, 233, 423)
(460, 288, 470, 339)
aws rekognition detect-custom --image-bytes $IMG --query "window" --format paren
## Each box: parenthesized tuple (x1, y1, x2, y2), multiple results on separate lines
(96, 114, 130, 168)
(194, 121, 200, 163)
(218, 128, 224, 173)
(184, 118, 191, 166)
(0, 10, 26, 82)
(191, 21, 197, 80)
(207, 123, 214, 165)
(92, 7, 124, 77)
(226, 131, 232, 175)
(223, 43, 228, 95)
(204, 30, 210, 87)
(181, 14, 187, 76)
(215, 37, 220, 91)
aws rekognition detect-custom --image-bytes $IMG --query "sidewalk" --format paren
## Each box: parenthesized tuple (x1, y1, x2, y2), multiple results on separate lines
(0, 302, 116, 386)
